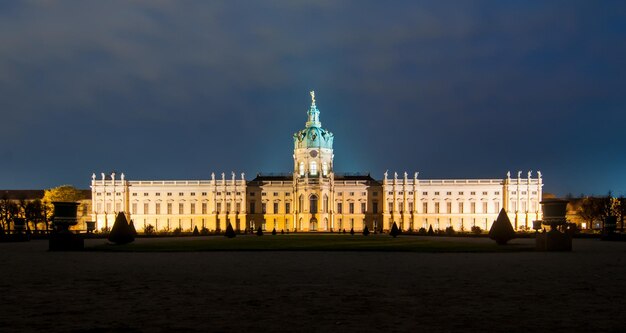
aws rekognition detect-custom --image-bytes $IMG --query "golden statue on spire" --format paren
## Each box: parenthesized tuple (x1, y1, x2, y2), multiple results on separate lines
(310, 90, 315, 105)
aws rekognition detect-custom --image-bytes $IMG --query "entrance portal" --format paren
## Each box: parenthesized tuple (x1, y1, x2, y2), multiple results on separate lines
(310, 217, 318, 231)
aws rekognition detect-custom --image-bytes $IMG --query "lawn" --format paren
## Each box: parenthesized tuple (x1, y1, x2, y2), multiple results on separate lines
(86, 234, 535, 252)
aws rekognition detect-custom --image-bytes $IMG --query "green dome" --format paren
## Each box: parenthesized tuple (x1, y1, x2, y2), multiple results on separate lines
(293, 93, 334, 150)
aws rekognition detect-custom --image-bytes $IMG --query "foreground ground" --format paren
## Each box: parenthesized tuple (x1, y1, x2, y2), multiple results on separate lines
(1, 236, 625, 332)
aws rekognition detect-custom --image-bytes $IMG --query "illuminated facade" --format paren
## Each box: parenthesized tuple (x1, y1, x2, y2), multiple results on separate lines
(91, 92, 543, 232)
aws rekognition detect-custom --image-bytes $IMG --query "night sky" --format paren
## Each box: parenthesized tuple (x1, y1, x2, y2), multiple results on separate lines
(1, 1, 625, 196)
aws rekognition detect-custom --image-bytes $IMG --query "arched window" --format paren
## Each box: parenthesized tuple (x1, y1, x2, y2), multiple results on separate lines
(299, 195, 304, 212)
(310, 194, 318, 214)
(299, 162, 305, 176)
(310, 161, 318, 176)
(322, 162, 328, 176)
(323, 195, 328, 213)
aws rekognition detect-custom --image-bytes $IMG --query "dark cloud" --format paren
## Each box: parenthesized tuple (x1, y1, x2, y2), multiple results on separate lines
(0, 0, 625, 196)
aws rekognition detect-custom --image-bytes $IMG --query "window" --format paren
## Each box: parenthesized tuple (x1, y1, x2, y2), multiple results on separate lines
(155, 203, 160, 214)
(388, 202, 393, 212)
(190, 203, 196, 214)
(144, 193, 148, 196)
(337, 203, 343, 214)
(262, 203, 267, 214)
(361, 202, 366, 213)
(435, 202, 440, 214)
(310, 195, 318, 214)
(521, 191, 527, 195)
(106, 193, 111, 196)
(399, 191, 403, 195)
(202, 203, 207, 214)
(323, 195, 328, 212)
(532, 191, 537, 195)
(423, 202, 428, 213)
(273, 192, 279, 196)
(249, 202, 255, 214)
(167, 193, 172, 196)
(226, 192, 231, 196)
(179, 192, 184, 196)
(299, 162, 305, 176)
(388, 191, 393, 195)
(236, 203, 240, 213)
(310, 161, 318, 176)
(512, 191, 517, 195)
(458, 191, 464, 195)
(115, 202, 121, 212)
(236, 192, 241, 196)
(106, 203, 111, 212)
(470, 191, 476, 195)
(322, 162, 328, 176)
(262, 192, 267, 196)
(167, 203, 172, 214)
(422, 192, 428, 195)
(397, 202, 402, 212)
(226, 203, 231, 212)
(495, 191, 500, 195)
(458, 202, 464, 214)
(202, 192, 207, 196)
(179, 203, 184, 214)
(373, 202, 378, 213)
(446, 202, 452, 214)
(273, 202, 279, 214)
(434, 192, 440, 195)
(511, 201, 517, 212)
(132, 193, 137, 196)
(143, 203, 149, 214)
(471, 202, 476, 214)
(131, 203, 137, 214)
(494, 202, 500, 212)
(191, 192, 196, 196)
(349, 192, 355, 196)
(337, 192, 343, 196)
(408, 202, 414, 212)
(483, 202, 488, 214)
(446, 192, 452, 195)
(361, 192, 366, 196)
(521, 201, 527, 212)
(285, 202, 291, 214)
(217, 203, 221, 213)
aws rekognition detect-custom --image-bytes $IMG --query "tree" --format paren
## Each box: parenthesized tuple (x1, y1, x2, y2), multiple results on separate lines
(362, 225, 370, 236)
(108, 212, 135, 244)
(0, 195, 19, 233)
(427, 225, 434, 236)
(489, 208, 516, 245)
(389, 222, 399, 238)
(350, 227, 355, 235)
(129, 220, 138, 236)
(224, 223, 236, 238)
(192, 226, 200, 236)
(42, 185, 86, 222)
(256, 226, 263, 236)
(272, 227, 277, 235)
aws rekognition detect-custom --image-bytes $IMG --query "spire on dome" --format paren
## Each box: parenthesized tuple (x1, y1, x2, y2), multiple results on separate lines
(306, 90, 321, 128)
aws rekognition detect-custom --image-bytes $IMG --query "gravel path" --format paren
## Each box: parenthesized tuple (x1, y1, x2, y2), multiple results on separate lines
(1, 237, 624, 332)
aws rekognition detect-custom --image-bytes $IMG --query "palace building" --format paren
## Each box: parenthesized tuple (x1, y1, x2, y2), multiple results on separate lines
(91, 92, 543, 232)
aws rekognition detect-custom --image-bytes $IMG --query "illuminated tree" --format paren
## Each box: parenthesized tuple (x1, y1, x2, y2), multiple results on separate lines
(108, 212, 135, 245)
(489, 208, 516, 245)
(0, 195, 19, 233)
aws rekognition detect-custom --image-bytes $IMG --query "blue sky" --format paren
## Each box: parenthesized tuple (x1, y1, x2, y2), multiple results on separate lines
(1, 1, 625, 196)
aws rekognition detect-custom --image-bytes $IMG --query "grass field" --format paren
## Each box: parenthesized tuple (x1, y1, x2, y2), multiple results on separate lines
(86, 234, 535, 252)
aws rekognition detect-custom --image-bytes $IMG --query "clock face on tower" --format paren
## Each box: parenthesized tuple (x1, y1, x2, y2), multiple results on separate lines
(309, 150, 318, 158)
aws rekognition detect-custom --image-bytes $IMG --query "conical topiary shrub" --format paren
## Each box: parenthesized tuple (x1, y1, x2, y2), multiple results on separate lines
(224, 222, 236, 238)
(272, 228, 277, 235)
(108, 212, 135, 245)
(256, 226, 263, 236)
(362, 225, 370, 236)
(350, 228, 355, 235)
(129, 219, 137, 236)
(390, 222, 400, 238)
(192, 226, 200, 236)
(489, 208, 516, 245)
(427, 225, 434, 236)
